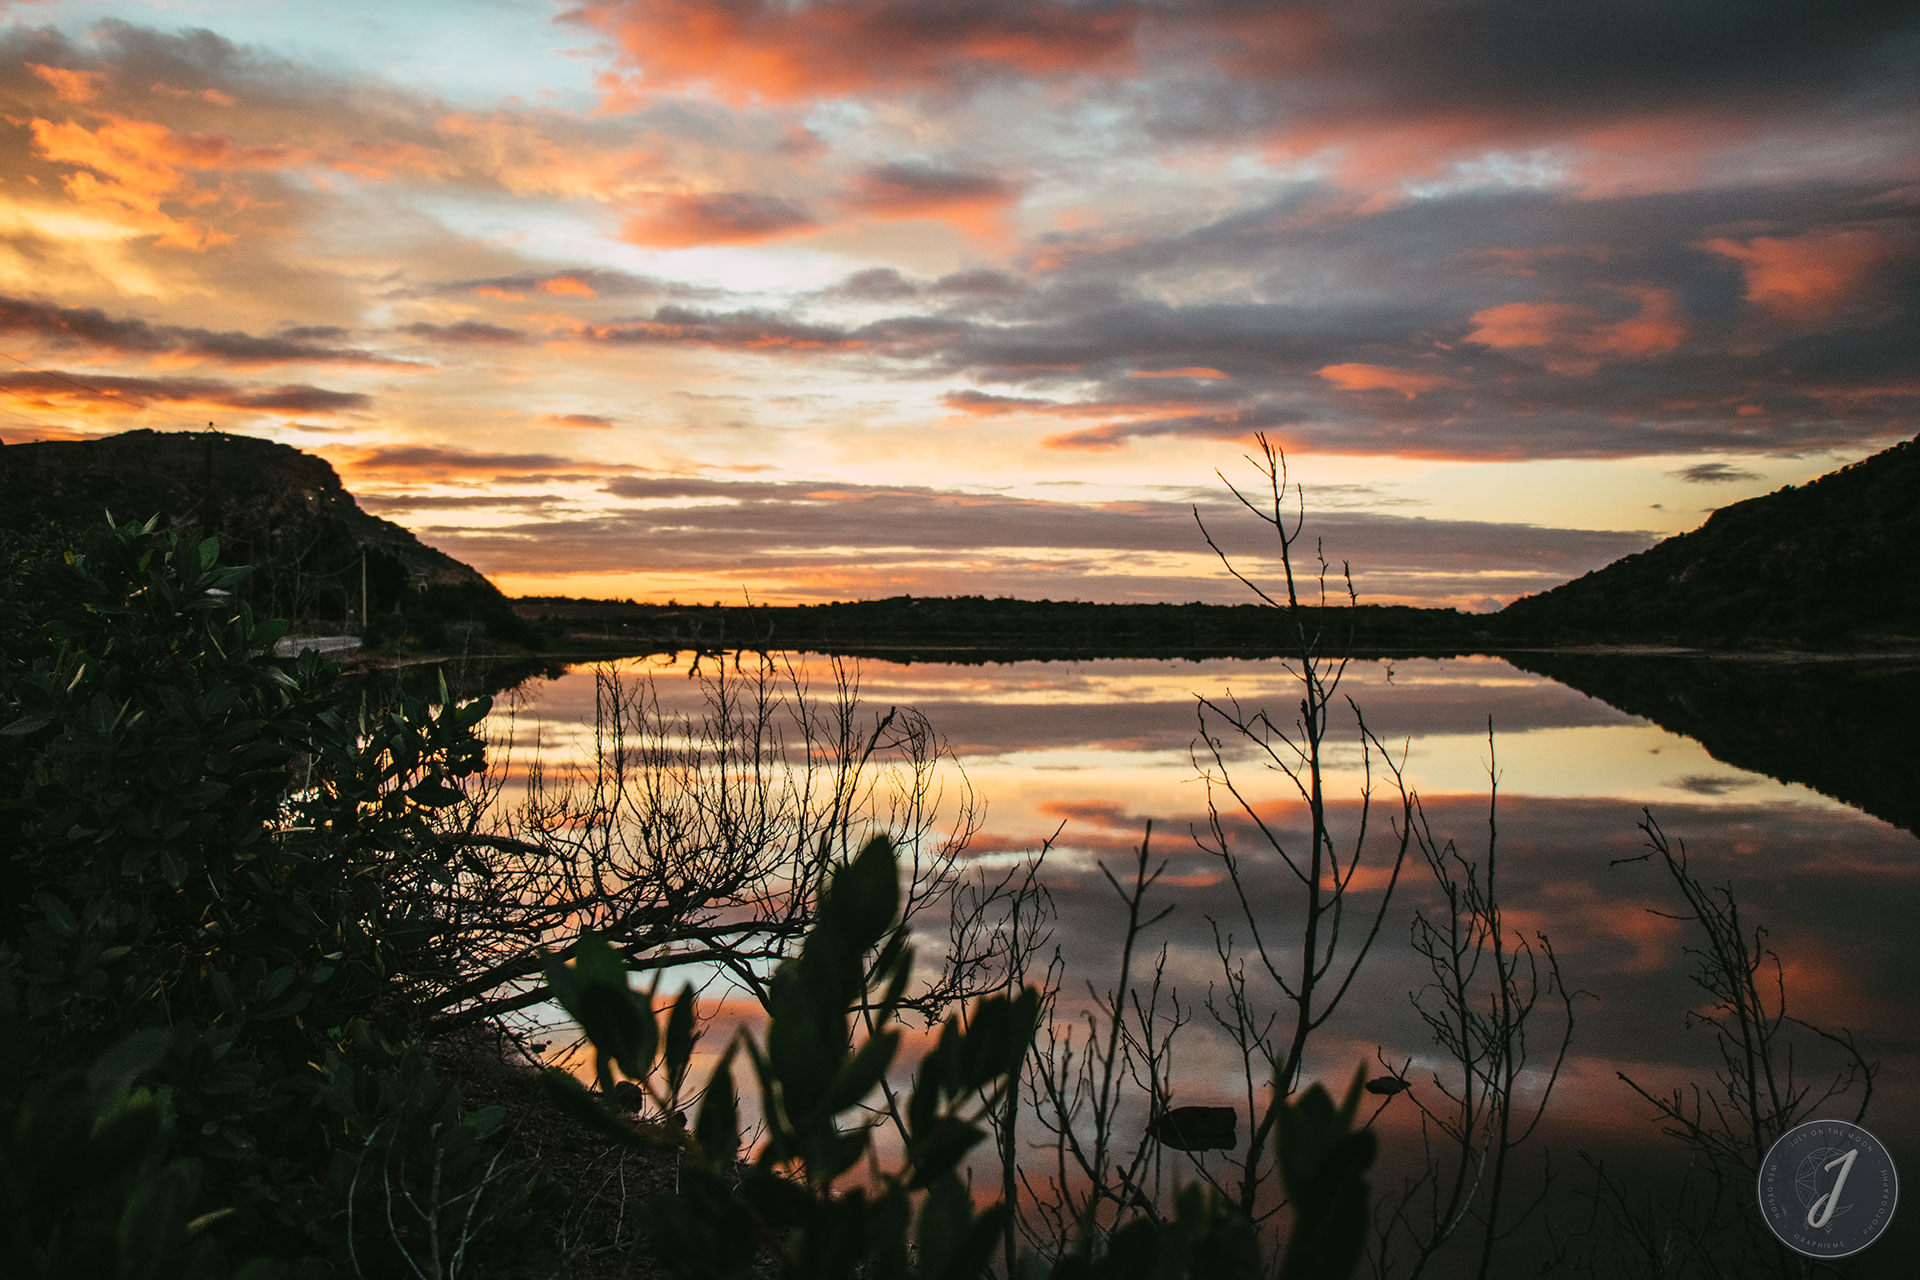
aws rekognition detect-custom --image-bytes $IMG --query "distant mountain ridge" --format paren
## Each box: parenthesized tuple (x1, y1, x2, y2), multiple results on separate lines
(0, 429, 533, 650)
(1497, 437, 1920, 646)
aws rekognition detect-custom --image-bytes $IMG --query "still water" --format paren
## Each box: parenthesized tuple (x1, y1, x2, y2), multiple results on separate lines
(482, 650, 1920, 1271)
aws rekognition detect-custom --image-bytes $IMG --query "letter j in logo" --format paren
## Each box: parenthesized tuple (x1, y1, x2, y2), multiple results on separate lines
(1806, 1147, 1857, 1229)
(1758, 1119, 1897, 1257)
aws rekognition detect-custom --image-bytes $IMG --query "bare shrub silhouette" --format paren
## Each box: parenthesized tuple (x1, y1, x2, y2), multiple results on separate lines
(1371, 730, 1579, 1280)
(1575, 812, 1876, 1280)
(1190, 435, 1414, 1217)
(1009, 436, 1419, 1266)
(1017, 826, 1189, 1261)
(417, 654, 996, 1039)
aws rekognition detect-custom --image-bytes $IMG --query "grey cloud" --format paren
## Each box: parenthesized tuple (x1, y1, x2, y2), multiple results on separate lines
(623, 192, 818, 246)
(584, 307, 860, 351)
(0, 295, 408, 367)
(0, 370, 369, 415)
(816, 267, 1029, 310)
(399, 320, 529, 345)
(826, 268, 922, 302)
(942, 390, 1056, 413)
(231, 385, 371, 413)
(359, 492, 568, 513)
(1671, 462, 1762, 484)
(351, 446, 590, 474)
(1671, 774, 1757, 796)
(425, 476, 1650, 596)
(427, 269, 720, 300)
(742, 181, 1920, 459)
(841, 162, 1022, 213)
(933, 269, 1025, 297)
(1141, 0, 1920, 155)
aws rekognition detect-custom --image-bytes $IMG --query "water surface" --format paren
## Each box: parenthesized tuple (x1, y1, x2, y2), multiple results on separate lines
(485, 651, 1920, 1271)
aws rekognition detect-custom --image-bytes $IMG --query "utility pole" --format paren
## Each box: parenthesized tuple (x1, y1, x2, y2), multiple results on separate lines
(360, 550, 368, 636)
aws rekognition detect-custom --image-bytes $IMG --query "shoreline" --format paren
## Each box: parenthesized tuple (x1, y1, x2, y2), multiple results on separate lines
(341, 638, 1920, 674)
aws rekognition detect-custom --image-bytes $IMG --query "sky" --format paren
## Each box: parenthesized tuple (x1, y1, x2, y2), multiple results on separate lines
(0, 0, 1915, 608)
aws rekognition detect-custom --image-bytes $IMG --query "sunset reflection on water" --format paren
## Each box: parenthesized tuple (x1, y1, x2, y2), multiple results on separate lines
(489, 650, 1919, 1269)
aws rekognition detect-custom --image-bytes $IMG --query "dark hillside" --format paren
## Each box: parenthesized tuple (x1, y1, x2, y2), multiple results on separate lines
(0, 429, 536, 651)
(1497, 437, 1920, 646)
(512, 594, 1493, 660)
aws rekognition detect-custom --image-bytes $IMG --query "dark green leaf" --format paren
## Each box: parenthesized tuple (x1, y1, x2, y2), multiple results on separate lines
(692, 1046, 740, 1161)
(33, 892, 78, 938)
(825, 835, 900, 955)
(821, 1028, 900, 1119)
(664, 986, 698, 1094)
(906, 1117, 986, 1190)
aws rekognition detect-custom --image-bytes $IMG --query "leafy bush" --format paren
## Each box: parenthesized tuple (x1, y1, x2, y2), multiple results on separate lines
(1, 518, 1381, 1279)
(0, 519, 556, 1277)
(541, 835, 1377, 1280)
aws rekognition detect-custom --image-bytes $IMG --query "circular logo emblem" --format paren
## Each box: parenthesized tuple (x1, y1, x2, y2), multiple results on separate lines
(1757, 1118, 1898, 1258)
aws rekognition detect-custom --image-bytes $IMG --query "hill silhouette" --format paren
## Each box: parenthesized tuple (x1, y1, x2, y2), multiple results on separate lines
(10, 429, 1914, 656)
(0, 429, 535, 651)
(510, 593, 1493, 661)
(1497, 436, 1920, 646)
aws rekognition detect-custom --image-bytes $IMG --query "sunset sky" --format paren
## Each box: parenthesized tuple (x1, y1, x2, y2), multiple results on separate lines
(1, 1, 1915, 607)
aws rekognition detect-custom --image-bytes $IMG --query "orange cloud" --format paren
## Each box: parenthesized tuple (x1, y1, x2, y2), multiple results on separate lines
(840, 164, 1023, 237)
(539, 275, 597, 298)
(580, 0, 1139, 105)
(1129, 367, 1229, 380)
(21, 106, 342, 250)
(21, 93, 585, 259)
(150, 82, 238, 107)
(942, 390, 1054, 415)
(1701, 227, 1905, 323)
(1466, 285, 1684, 374)
(1317, 362, 1456, 398)
(30, 115, 238, 249)
(437, 110, 665, 199)
(27, 63, 103, 104)
(620, 191, 817, 247)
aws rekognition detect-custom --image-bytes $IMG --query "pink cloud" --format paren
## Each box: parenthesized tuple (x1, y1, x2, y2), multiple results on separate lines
(1318, 362, 1456, 398)
(1701, 227, 1907, 323)
(1130, 367, 1229, 380)
(620, 191, 817, 247)
(839, 163, 1023, 238)
(580, 0, 1140, 105)
(1466, 285, 1685, 374)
